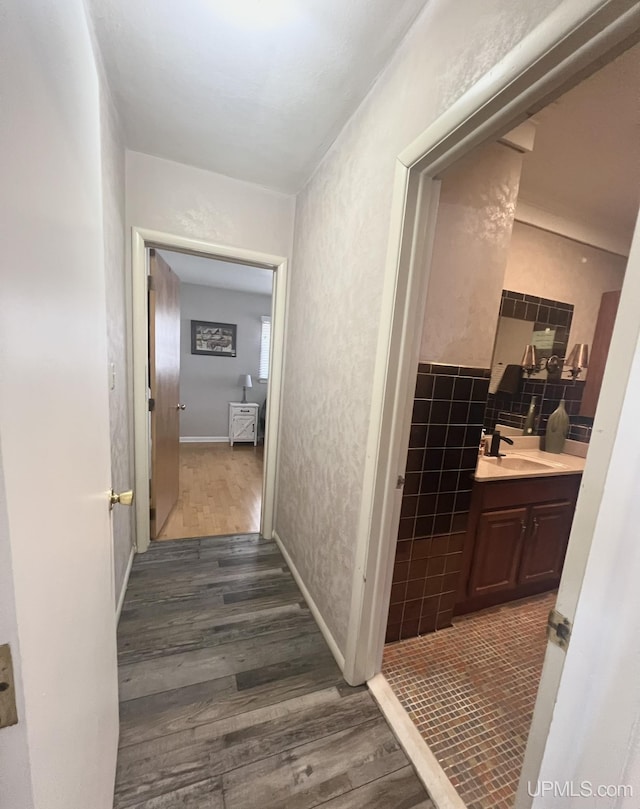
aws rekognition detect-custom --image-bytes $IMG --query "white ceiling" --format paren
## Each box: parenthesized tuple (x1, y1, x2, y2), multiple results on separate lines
(87, 0, 428, 192)
(517, 43, 640, 248)
(159, 250, 274, 294)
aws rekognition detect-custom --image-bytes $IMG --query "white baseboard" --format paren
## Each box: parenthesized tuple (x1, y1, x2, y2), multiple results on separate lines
(272, 529, 346, 672)
(368, 673, 467, 809)
(179, 436, 228, 443)
(116, 546, 135, 624)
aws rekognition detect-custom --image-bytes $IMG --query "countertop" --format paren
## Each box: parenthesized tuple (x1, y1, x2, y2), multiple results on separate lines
(474, 446, 586, 482)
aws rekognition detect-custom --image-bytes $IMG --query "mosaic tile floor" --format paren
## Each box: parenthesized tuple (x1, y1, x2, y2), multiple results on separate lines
(383, 592, 556, 809)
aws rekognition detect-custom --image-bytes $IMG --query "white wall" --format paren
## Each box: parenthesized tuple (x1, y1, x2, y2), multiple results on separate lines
(276, 0, 561, 654)
(179, 283, 272, 438)
(0, 1, 119, 806)
(126, 151, 296, 258)
(504, 222, 627, 367)
(420, 142, 524, 366)
(98, 58, 134, 608)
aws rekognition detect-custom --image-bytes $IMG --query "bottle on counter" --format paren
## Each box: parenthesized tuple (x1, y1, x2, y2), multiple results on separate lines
(523, 396, 537, 436)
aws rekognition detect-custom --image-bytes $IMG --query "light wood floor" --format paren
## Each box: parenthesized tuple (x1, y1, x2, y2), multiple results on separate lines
(115, 534, 434, 808)
(157, 443, 263, 541)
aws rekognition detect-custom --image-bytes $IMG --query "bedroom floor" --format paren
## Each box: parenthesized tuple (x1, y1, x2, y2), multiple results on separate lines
(158, 443, 263, 540)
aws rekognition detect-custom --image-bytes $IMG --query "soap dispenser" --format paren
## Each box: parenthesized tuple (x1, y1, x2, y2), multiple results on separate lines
(522, 396, 537, 436)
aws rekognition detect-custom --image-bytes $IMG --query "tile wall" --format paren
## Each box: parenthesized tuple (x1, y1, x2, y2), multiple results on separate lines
(386, 363, 489, 643)
(484, 377, 592, 442)
(499, 290, 573, 354)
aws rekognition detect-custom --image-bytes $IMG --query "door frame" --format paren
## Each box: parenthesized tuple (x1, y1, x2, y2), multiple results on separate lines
(131, 227, 288, 552)
(344, 0, 640, 801)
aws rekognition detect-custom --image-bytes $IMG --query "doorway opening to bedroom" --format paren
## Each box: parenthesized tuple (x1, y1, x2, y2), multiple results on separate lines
(147, 248, 274, 541)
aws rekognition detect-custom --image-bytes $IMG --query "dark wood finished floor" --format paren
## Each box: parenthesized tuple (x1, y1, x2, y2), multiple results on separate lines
(115, 534, 433, 809)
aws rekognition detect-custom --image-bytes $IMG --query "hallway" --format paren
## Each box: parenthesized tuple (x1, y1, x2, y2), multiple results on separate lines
(114, 534, 433, 808)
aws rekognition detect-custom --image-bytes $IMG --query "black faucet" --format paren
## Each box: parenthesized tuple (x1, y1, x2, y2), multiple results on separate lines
(489, 430, 515, 458)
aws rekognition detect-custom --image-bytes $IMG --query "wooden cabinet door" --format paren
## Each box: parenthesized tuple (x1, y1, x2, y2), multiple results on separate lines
(518, 500, 573, 586)
(468, 507, 528, 598)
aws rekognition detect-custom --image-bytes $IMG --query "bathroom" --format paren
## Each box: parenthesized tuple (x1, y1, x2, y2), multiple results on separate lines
(381, 43, 639, 809)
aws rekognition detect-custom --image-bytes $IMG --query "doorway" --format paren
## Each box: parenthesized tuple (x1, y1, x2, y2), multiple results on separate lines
(148, 248, 274, 540)
(346, 16, 640, 809)
(380, 42, 637, 809)
(131, 229, 288, 553)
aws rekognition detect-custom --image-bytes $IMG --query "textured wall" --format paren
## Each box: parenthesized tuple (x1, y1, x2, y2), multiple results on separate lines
(126, 151, 296, 258)
(179, 283, 271, 437)
(421, 142, 524, 366)
(99, 71, 134, 607)
(504, 222, 627, 362)
(275, 0, 560, 653)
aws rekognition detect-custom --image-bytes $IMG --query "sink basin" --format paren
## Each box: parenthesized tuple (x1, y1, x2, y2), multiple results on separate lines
(480, 454, 567, 472)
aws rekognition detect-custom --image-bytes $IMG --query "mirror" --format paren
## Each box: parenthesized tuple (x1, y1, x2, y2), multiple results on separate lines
(490, 290, 573, 393)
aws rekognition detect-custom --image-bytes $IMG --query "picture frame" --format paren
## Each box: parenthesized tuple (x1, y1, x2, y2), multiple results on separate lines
(190, 320, 237, 357)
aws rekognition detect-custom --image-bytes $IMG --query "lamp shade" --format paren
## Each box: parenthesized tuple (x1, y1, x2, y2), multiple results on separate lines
(566, 343, 589, 370)
(520, 344, 537, 371)
(241, 374, 253, 388)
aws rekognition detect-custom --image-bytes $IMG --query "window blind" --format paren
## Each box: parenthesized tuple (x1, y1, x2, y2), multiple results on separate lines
(259, 316, 271, 381)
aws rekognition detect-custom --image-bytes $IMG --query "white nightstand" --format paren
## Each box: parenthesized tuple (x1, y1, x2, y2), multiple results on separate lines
(228, 402, 259, 446)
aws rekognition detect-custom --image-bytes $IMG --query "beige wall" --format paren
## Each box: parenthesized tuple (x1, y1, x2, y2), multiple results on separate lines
(420, 142, 524, 367)
(504, 222, 627, 375)
(276, 0, 565, 654)
(126, 151, 296, 259)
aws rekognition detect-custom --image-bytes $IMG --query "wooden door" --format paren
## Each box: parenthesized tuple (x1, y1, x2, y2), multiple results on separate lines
(580, 290, 620, 417)
(467, 507, 528, 598)
(518, 500, 573, 586)
(149, 249, 181, 538)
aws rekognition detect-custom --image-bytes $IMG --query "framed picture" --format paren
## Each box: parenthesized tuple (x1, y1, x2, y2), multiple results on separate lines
(191, 320, 237, 357)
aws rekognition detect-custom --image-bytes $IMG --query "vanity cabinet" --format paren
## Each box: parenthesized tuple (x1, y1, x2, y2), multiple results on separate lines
(456, 474, 580, 615)
(467, 507, 527, 598)
(519, 501, 574, 585)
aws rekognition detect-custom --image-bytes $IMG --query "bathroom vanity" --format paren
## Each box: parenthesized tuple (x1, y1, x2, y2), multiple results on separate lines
(455, 447, 584, 615)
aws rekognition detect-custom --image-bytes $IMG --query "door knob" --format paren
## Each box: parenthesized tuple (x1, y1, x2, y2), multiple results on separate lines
(110, 489, 134, 509)
(176, 403, 187, 410)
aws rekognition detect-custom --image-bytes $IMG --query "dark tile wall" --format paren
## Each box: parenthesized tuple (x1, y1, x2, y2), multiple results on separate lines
(386, 363, 490, 643)
(484, 377, 592, 442)
(500, 290, 574, 361)
(493, 410, 592, 443)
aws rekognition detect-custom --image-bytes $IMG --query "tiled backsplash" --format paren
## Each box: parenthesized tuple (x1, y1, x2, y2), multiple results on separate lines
(496, 409, 593, 443)
(484, 377, 592, 442)
(386, 363, 489, 643)
(500, 290, 573, 343)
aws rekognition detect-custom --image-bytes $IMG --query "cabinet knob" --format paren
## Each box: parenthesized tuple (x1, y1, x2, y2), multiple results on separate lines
(176, 403, 187, 411)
